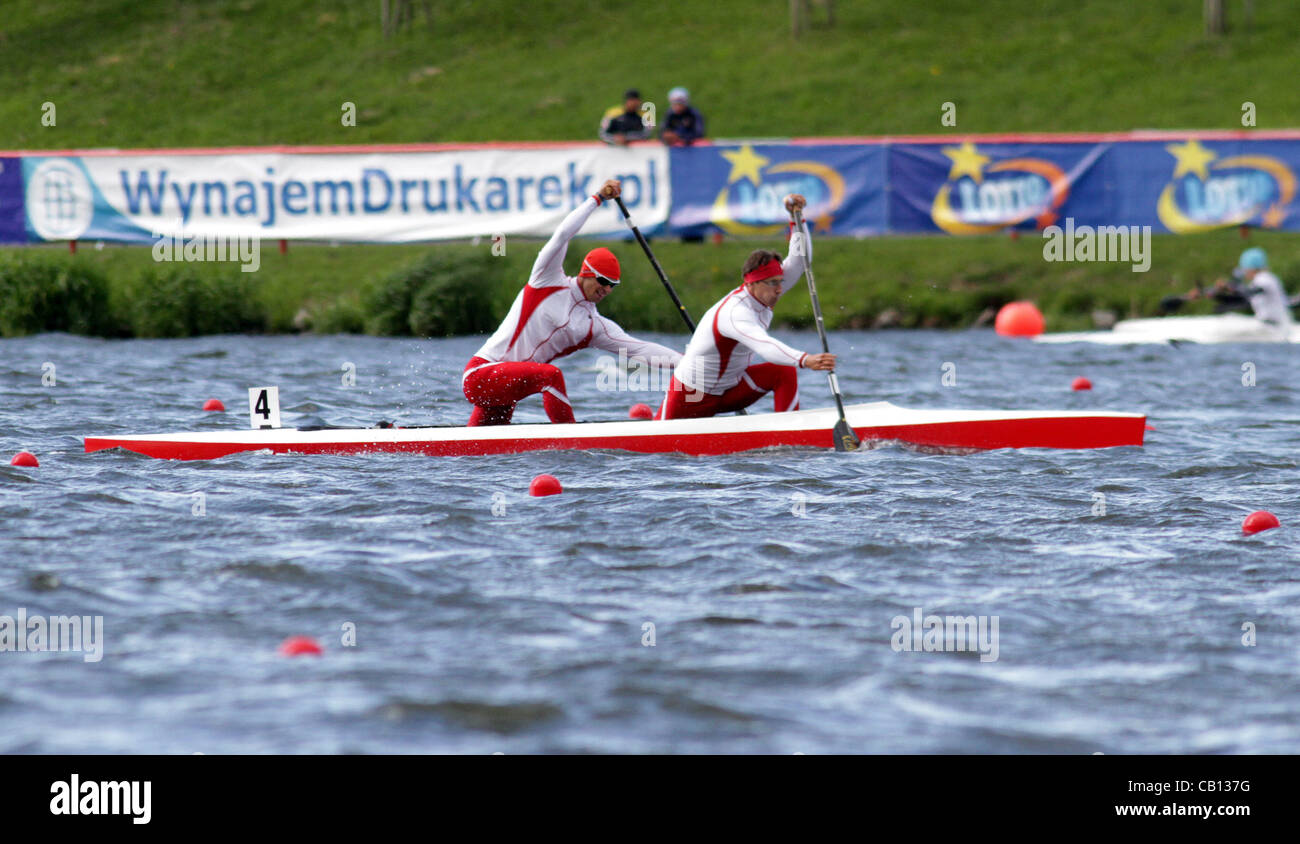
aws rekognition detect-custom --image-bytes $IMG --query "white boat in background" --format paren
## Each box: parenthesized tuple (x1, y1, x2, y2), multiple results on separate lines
(1034, 313, 1300, 345)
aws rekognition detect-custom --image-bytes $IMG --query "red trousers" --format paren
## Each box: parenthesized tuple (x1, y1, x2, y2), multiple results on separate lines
(657, 363, 800, 420)
(463, 357, 575, 426)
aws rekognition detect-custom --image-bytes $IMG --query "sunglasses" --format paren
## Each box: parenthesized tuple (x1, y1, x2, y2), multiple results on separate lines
(593, 275, 619, 288)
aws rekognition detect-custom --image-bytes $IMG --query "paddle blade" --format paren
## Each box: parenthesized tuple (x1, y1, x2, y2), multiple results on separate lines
(833, 418, 860, 452)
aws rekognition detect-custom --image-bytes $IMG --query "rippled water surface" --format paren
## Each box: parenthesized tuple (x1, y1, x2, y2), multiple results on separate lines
(2, 329, 1297, 753)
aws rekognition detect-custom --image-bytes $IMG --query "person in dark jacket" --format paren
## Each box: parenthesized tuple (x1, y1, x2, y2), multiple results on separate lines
(660, 87, 706, 146)
(599, 89, 652, 146)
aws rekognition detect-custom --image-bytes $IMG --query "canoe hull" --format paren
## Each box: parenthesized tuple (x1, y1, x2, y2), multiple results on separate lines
(83, 402, 1147, 461)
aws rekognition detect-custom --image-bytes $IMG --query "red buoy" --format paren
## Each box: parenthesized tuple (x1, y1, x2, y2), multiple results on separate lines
(994, 302, 1045, 337)
(1242, 511, 1280, 535)
(10, 451, 39, 467)
(203, 398, 225, 412)
(529, 474, 563, 497)
(628, 403, 653, 420)
(1071, 377, 1092, 391)
(278, 635, 323, 657)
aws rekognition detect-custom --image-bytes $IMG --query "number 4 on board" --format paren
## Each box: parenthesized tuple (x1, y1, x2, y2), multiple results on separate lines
(248, 386, 281, 430)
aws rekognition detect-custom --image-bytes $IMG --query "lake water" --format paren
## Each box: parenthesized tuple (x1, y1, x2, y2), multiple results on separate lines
(1, 329, 1297, 753)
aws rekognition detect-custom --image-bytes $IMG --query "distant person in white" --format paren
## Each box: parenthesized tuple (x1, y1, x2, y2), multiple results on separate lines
(1189, 247, 1292, 330)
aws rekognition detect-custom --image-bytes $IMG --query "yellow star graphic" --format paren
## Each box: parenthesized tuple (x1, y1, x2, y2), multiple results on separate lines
(721, 143, 770, 185)
(1166, 139, 1216, 180)
(941, 141, 990, 184)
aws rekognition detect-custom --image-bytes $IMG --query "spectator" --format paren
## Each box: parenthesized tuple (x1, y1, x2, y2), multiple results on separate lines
(660, 87, 706, 146)
(599, 89, 651, 146)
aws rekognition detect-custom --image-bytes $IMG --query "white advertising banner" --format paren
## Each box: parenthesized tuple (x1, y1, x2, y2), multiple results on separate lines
(21, 145, 669, 243)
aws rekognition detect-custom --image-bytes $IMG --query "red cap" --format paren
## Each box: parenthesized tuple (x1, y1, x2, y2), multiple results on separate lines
(579, 247, 620, 284)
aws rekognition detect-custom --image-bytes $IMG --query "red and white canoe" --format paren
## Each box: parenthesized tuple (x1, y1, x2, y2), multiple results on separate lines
(83, 402, 1146, 460)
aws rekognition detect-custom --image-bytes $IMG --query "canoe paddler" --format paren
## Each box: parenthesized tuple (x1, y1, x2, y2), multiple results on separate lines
(1188, 247, 1294, 329)
(463, 179, 682, 426)
(656, 193, 835, 420)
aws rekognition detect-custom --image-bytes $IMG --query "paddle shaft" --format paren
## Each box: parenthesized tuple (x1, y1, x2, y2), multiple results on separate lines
(1161, 283, 1300, 314)
(792, 209, 855, 440)
(614, 195, 747, 416)
(1159, 283, 1205, 314)
(613, 196, 696, 332)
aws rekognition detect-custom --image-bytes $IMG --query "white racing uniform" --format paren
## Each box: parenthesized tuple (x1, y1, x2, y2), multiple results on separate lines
(1245, 270, 1292, 327)
(471, 196, 680, 368)
(672, 223, 812, 395)
(463, 195, 681, 426)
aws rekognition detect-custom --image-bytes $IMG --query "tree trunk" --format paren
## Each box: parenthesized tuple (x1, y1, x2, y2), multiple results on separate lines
(383, 0, 431, 38)
(1204, 0, 1225, 36)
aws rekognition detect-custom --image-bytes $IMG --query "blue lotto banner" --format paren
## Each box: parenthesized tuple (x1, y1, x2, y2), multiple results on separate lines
(667, 142, 887, 237)
(888, 141, 1109, 234)
(1108, 138, 1299, 234)
(888, 135, 1300, 235)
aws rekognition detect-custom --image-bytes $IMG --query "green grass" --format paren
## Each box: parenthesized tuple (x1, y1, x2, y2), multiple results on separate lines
(1, 1, 1295, 336)
(4, 229, 1291, 336)
(1, 0, 1296, 149)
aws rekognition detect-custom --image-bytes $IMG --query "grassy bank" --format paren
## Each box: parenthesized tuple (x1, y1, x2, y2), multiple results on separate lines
(3, 1, 1295, 337)
(2, 0, 1296, 151)
(3, 229, 1292, 338)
